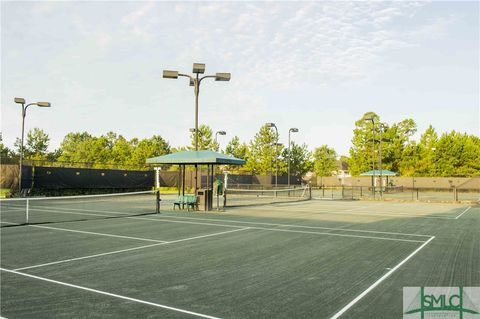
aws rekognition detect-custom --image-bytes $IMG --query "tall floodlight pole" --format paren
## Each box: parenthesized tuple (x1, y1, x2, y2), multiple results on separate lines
(288, 128, 299, 187)
(163, 64, 230, 194)
(364, 116, 375, 199)
(265, 123, 279, 189)
(14, 97, 51, 196)
(378, 123, 385, 198)
(377, 123, 391, 199)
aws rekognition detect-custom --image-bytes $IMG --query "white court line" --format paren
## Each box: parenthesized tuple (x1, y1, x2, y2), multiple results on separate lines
(329, 236, 436, 319)
(240, 206, 458, 220)
(248, 227, 425, 243)
(157, 214, 432, 238)
(1, 221, 19, 225)
(30, 225, 168, 243)
(28, 206, 244, 229)
(455, 206, 472, 219)
(0, 268, 221, 319)
(14, 228, 250, 271)
(13, 205, 431, 241)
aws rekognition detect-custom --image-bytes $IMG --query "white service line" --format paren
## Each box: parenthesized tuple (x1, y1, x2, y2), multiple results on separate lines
(0, 221, 19, 225)
(158, 215, 432, 238)
(28, 205, 244, 229)
(0, 268, 221, 319)
(329, 236, 436, 319)
(14, 227, 250, 271)
(30, 225, 168, 243)
(455, 206, 472, 219)
(248, 227, 425, 243)
(12, 205, 431, 241)
(242, 206, 457, 220)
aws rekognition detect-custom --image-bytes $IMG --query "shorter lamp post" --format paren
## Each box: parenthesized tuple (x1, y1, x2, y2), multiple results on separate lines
(265, 123, 279, 189)
(215, 130, 226, 147)
(14, 97, 51, 196)
(288, 128, 299, 187)
(271, 142, 283, 193)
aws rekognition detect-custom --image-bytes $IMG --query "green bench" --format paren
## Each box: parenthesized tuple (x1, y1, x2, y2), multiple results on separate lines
(173, 195, 198, 211)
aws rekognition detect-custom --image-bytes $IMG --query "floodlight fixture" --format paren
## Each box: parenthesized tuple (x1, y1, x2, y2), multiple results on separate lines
(163, 70, 179, 79)
(215, 130, 227, 144)
(289, 127, 299, 133)
(265, 122, 276, 128)
(14, 97, 26, 104)
(37, 102, 51, 107)
(215, 73, 231, 81)
(193, 63, 205, 74)
(189, 128, 196, 132)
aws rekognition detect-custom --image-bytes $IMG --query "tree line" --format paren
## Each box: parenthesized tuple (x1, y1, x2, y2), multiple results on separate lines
(1, 112, 479, 177)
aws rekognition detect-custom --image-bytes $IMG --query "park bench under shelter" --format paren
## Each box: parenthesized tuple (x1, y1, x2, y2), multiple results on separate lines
(146, 150, 245, 211)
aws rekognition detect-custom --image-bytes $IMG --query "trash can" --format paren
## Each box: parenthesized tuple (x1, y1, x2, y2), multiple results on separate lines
(213, 179, 224, 210)
(197, 189, 213, 211)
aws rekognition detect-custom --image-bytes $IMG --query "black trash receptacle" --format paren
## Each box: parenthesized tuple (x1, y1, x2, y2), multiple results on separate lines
(197, 189, 213, 211)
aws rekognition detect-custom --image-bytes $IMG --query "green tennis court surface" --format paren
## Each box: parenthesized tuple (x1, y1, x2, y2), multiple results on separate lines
(1, 198, 478, 318)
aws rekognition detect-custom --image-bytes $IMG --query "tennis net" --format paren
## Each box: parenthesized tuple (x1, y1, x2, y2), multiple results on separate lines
(0, 190, 159, 227)
(224, 186, 311, 207)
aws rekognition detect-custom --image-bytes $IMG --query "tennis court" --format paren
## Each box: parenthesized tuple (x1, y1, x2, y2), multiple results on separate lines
(1, 193, 478, 318)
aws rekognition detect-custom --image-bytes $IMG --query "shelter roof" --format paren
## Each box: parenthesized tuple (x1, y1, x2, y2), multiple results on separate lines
(360, 169, 399, 176)
(146, 150, 246, 165)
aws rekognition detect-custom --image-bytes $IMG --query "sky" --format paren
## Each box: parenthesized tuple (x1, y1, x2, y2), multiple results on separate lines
(1, 1, 479, 157)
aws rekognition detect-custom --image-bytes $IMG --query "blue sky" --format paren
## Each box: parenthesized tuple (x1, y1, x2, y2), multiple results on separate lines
(1, 1, 478, 156)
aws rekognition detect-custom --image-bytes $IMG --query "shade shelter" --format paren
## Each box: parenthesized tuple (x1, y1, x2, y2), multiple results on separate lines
(360, 169, 399, 190)
(146, 150, 245, 210)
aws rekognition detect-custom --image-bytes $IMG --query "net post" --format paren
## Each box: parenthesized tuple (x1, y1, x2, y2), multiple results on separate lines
(156, 190, 161, 214)
(223, 188, 227, 208)
(26, 198, 29, 224)
(308, 184, 312, 200)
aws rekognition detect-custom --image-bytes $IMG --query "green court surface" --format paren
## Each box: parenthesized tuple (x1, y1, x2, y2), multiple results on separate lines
(1, 198, 479, 318)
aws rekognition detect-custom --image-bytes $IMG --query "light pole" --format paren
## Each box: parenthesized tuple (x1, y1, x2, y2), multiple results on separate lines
(288, 128, 299, 187)
(377, 123, 391, 198)
(215, 130, 226, 148)
(364, 116, 375, 198)
(14, 97, 51, 196)
(265, 123, 279, 189)
(163, 63, 230, 194)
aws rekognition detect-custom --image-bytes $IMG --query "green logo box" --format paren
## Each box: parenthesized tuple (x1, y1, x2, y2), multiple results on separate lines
(403, 287, 480, 319)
